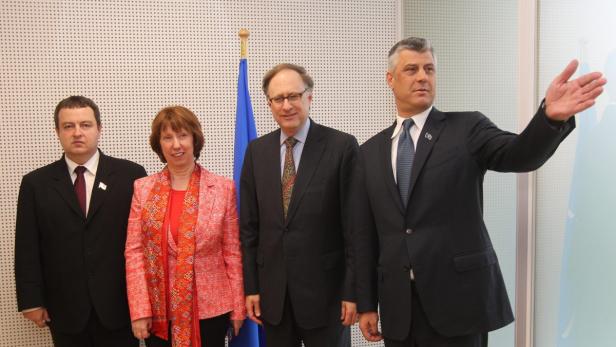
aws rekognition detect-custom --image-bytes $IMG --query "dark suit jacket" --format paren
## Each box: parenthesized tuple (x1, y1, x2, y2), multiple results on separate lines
(15, 150, 146, 333)
(240, 120, 358, 329)
(355, 107, 574, 340)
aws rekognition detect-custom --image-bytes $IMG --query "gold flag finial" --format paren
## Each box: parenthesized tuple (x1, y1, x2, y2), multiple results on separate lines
(239, 29, 250, 58)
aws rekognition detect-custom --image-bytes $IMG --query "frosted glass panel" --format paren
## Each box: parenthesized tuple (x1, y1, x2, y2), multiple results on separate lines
(535, 0, 616, 346)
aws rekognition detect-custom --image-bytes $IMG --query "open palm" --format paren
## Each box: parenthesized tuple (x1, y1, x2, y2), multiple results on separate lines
(545, 59, 607, 121)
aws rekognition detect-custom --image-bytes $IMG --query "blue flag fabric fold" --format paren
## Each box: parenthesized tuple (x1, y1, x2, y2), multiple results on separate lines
(233, 59, 258, 202)
(231, 58, 264, 347)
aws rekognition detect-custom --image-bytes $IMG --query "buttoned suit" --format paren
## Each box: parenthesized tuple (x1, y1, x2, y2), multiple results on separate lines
(355, 107, 574, 341)
(240, 120, 358, 332)
(15, 151, 146, 335)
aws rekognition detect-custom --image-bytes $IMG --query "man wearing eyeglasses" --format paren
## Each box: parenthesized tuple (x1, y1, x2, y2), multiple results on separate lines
(240, 63, 358, 347)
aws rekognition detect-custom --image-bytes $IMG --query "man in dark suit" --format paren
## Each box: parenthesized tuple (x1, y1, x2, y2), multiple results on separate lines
(240, 63, 358, 347)
(355, 37, 607, 346)
(14, 96, 147, 347)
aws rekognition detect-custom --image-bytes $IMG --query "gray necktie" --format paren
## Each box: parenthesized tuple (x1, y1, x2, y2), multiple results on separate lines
(397, 119, 415, 208)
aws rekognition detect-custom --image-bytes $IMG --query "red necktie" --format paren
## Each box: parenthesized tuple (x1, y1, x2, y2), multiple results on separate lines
(74, 166, 87, 215)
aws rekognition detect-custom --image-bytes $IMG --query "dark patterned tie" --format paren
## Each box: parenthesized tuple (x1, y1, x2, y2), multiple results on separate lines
(74, 166, 87, 215)
(282, 137, 298, 219)
(397, 119, 415, 208)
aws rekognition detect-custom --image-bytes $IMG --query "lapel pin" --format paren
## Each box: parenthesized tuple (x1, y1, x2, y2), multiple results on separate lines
(425, 132, 433, 141)
(98, 182, 107, 191)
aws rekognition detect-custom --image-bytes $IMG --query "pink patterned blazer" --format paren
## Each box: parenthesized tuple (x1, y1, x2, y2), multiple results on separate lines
(125, 167, 246, 321)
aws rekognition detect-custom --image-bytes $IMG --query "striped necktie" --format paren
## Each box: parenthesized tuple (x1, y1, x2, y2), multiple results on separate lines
(397, 119, 415, 208)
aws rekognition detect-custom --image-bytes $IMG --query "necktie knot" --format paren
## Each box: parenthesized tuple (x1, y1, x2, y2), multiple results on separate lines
(284, 137, 298, 149)
(75, 166, 87, 175)
(402, 118, 414, 133)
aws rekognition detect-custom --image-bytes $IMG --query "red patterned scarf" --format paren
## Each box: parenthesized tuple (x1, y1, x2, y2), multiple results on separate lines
(141, 165, 201, 347)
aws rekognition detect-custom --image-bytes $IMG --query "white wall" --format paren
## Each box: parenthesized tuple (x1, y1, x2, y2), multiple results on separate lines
(0, 1, 397, 346)
(6, 1, 612, 346)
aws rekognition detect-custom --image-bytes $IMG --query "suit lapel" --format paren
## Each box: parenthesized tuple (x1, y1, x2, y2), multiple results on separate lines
(407, 108, 446, 200)
(262, 130, 285, 222)
(379, 122, 405, 214)
(285, 121, 326, 225)
(87, 152, 113, 222)
(50, 157, 84, 218)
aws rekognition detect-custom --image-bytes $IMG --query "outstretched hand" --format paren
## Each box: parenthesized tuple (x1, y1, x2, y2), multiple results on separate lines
(545, 59, 607, 121)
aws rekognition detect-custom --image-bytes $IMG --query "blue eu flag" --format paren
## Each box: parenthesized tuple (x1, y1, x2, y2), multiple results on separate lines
(231, 58, 264, 347)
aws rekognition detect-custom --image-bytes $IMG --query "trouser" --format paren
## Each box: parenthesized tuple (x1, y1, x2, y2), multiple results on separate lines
(384, 281, 488, 347)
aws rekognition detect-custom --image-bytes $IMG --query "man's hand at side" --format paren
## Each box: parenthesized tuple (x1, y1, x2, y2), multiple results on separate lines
(245, 294, 263, 325)
(359, 311, 383, 342)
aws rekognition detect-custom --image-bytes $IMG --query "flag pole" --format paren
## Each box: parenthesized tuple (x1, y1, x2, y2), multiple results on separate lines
(233, 27, 257, 192)
(231, 28, 260, 345)
(239, 29, 249, 58)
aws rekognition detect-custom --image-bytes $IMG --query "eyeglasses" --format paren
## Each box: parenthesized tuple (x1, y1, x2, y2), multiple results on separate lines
(268, 88, 310, 106)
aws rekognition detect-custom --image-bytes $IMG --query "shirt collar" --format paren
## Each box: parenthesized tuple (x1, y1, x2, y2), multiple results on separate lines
(391, 106, 432, 139)
(280, 118, 311, 145)
(65, 150, 100, 176)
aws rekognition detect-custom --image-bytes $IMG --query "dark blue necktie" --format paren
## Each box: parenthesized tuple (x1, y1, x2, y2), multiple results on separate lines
(397, 119, 415, 208)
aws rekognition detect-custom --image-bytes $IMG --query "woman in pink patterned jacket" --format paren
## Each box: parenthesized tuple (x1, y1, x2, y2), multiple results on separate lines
(125, 106, 245, 347)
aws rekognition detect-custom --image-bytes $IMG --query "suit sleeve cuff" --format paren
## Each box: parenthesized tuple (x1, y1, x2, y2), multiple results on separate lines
(21, 307, 43, 313)
(540, 99, 576, 131)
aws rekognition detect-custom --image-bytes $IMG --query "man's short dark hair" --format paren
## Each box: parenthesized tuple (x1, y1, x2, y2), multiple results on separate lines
(262, 63, 314, 95)
(54, 96, 101, 129)
(388, 37, 435, 71)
